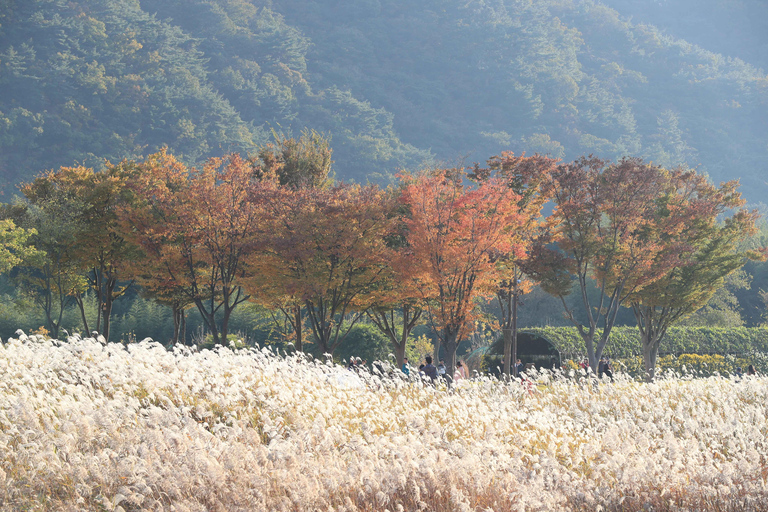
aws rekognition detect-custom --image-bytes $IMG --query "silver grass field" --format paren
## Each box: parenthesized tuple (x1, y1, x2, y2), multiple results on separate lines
(0, 334, 766, 511)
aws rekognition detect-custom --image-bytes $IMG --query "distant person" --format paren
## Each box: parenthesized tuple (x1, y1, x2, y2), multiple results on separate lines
(747, 364, 757, 376)
(422, 356, 438, 381)
(521, 363, 535, 394)
(437, 359, 447, 381)
(514, 358, 524, 376)
(453, 360, 467, 381)
(598, 357, 606, 378)
(603, 358, 614, 382)
(401, 357, 410, 376)
(735, 367, 743, 379)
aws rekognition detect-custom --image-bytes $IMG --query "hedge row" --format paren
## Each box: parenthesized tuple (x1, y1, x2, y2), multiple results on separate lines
(562, 353, 767, 379)
(523, 326, 768, 359)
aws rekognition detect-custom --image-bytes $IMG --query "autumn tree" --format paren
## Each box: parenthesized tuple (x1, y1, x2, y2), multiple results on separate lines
(250, 183, 396, 355)
(470, 152, 557, 376)
(532, 157, 690, 371)
(364, 189, 426, 367)
(117, 151, 197, 345)
(624, 173, 761, 381)
(120, 152, 263, 346)
(399, 169, 526, 378)
(246, 129, 334, 349)
(246, 184, 310, 351)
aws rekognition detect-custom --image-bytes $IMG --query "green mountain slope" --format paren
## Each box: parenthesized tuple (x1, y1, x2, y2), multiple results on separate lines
(0, 0, 429, 190)
(1, 0, 766, 201)
(274, 0, 768, 198)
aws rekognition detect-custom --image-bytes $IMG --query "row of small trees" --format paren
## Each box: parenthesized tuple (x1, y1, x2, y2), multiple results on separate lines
(0, 135, 760, 380)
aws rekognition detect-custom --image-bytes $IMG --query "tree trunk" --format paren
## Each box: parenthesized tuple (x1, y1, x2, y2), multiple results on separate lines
(172, 303, 183, 345)
(395, 338, 407, 368)
(180, 308, 186, 345)
(294, 304, 303, 352)
(172, 307, 179, 345)
(75, 295, 90, 336)
(433, 338, 441, 364)
(641, 333, 660, 382)
(502, 328, 512, 376)
(583, 333, 598, 373)
(101, 277, 116, 342)
(194, 299, 220, 346)
(93, 270, 103, 335)
(442, 328, 460, 381)
(512, 294, 519, 376)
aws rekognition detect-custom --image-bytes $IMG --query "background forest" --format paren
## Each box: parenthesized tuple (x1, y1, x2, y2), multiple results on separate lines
(1, 0, 768, 357)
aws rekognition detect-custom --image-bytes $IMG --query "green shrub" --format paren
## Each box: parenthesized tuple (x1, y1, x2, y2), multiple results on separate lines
(334, 322, 392, 366)
(524, 326, 768, 359)
(607, 352, 768, 379)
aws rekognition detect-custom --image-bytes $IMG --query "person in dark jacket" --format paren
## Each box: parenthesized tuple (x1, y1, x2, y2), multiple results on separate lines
(422, 355, 438, 381)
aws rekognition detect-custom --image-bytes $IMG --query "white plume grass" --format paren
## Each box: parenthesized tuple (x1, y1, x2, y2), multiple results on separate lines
(0, 334, 766, 511)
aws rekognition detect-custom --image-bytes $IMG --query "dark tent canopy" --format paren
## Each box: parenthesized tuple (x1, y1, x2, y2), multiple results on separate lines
(483, 331, 561, 374)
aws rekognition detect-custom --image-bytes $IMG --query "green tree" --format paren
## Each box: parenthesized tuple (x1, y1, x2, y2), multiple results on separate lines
(4, 197, 87, 339)
(252, 128, 334, 190)
(0, 219, 41, 275)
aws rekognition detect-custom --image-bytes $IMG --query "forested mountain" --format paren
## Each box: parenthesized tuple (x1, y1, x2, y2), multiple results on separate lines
(601, 0, 768, 71)
(1, 0, 767, 201)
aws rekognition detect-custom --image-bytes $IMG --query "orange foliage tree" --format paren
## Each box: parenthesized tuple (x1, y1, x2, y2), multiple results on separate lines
(116, 151, 197, 344)
(398, 169, 527, 377)
(249, 183, 397, 356)
(120, 152, 265, 346)
(364, 189, 427, 368)
(244, 129, 334, 350)
(469, 152, 558, 376)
